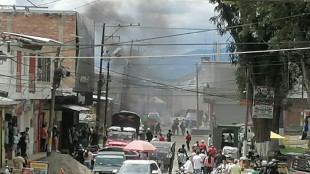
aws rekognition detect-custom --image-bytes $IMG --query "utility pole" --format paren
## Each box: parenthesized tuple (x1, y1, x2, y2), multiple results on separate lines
(243, 67, 250, 157)
(47, 46, 61, 156)
(103, 60, 110, 145)
(96, 23, 105, 146)
(196, 62, 200, 129)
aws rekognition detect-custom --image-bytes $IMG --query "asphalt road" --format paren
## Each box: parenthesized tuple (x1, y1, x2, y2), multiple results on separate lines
(158, 126, 211, 173)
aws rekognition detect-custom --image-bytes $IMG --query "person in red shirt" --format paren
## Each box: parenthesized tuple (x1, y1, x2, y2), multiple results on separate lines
(199, 140, 207, 151)
(40, 124, 47, 152)
(185, 131, 191, 151)
(208, 145, 217, 158)
(158, 134, 165, 141)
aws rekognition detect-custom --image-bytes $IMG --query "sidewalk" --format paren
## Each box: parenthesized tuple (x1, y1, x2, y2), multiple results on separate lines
(0, 152, 47, 172)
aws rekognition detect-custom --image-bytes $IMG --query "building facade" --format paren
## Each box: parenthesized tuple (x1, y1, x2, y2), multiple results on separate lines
(0, 9, 95, 167)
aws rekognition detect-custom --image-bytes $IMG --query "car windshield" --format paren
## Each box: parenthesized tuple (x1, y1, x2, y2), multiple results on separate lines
(108, 132, 133, 141)
(186, 113, 197, 119)
(95, 155, 124, 167)
(118, 163, 150, 174)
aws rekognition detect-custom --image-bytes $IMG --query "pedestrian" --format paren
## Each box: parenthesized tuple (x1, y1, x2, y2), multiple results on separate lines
(12, 152, 26, 173)
(199, 150, 206, 173)
(40, 124, 47, 152)
(192, 151, 203, 174)
(214, 150, 226, 168)
(158, 133, 165, 141)
(73, 127, 80, 148)
(167, 129, 172, 142)
(152, 135, 158, 141)
(208, 145, 217, 158)
(186, 131, 191, 151)
(155, 123, 161, 135)
(180, 119, 186, 136)
(19, 127, 29, 156)
(199, 140, 207, 151)
(183, 157, 194, 174)
(146, 128, 153, 142)
(207, 135, 212, 148)
(84, 149, 93, 169)
(13, 133, 19, 156)
(204, 153, 214, 174)
(227, 133, 233, 146)
(177, 144, 188, 168)
(228, 159, 241, 174)
(52, 125, 59, 152)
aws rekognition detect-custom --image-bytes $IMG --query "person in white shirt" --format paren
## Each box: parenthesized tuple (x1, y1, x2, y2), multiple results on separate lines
(152, 135, 158, 141)
(192, 152, 203, 174)
(183, 157, 194, 174)
(207, 135, 212, 148)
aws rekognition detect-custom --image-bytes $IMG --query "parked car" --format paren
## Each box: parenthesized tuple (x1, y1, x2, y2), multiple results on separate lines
(93, 151, 125, 174)
(117, 160, 162, 174)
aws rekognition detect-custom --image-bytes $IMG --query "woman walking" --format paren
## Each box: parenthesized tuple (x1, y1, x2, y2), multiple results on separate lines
(204, 153, 214, 174)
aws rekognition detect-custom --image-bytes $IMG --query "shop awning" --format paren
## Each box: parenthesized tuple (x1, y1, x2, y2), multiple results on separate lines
(61, 105, 90, 112)
(0, 97, 19, 106)
(270, 131, 285, 139)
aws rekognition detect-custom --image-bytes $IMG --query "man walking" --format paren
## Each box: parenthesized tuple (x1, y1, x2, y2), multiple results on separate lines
(40, 124, 47, 152)
(19, 127, 29, 156)
(180, 119, 186, 136)
(185, 131, 191, 151)
(183, 157, 194, 174)
(192, 151, 203, 174)
(167, 129, 172, 142)
(199, 140, 207, 151)
(207, 135, 212, 148)
(177, 144, 188, 168)
(146, 128, 153, 142)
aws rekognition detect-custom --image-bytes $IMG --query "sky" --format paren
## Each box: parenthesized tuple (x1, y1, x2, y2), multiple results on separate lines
(2, 0, 229, 56)
(2, 0, 231, 80)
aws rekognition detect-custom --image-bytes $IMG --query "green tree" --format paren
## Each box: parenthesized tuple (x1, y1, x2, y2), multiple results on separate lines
(209, 1, 310, 143)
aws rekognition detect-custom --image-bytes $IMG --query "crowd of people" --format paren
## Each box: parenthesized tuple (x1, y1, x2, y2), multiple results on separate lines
(177, 134, 242, 174)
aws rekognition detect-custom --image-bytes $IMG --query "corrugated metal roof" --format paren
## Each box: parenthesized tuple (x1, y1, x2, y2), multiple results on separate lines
(2, 32, 62, 45)
(0, 97, 19, 106)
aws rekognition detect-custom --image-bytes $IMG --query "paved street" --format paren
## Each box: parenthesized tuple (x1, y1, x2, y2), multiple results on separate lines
(159, 125, 210, 173)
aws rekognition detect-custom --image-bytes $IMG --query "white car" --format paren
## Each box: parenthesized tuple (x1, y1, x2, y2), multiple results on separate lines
(117, 160, 162, 174)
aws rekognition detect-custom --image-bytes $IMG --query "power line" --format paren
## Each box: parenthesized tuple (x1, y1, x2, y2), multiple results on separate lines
(20, 46, 310, 59)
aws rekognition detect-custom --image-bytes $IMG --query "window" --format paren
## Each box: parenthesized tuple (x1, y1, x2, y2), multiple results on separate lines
(37, 57, 51, 82)
(150, 163, 158, 171)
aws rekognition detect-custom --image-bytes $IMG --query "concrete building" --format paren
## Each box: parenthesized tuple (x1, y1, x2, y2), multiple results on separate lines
(173, 59, 246, 128)
(0, 9, 95, 167)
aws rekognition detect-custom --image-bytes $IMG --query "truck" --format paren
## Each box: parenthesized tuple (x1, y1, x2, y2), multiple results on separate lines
(106, 111, 141, 147)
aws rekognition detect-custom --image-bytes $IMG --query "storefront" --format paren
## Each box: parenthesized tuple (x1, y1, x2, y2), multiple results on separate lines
(0, 97, 19, 167)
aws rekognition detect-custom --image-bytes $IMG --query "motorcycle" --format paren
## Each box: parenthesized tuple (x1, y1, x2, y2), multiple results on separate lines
(174, 167, 185, 174)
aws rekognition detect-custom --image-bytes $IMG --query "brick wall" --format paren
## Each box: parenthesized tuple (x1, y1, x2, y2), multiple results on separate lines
(0, 11, 77, 88)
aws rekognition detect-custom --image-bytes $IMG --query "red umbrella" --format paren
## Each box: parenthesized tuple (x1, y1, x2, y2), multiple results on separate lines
(123, 140, 156, 152)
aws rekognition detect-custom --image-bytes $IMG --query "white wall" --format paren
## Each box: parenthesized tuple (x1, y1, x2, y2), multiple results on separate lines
(0, 46, 52, 100)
